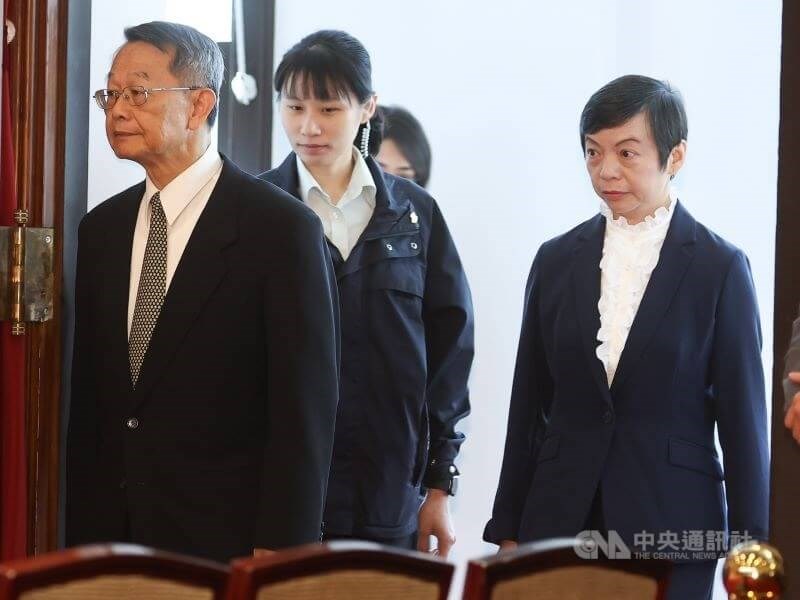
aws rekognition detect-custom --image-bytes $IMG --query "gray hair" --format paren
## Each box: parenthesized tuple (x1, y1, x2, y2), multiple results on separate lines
(123, 21, 224, 126)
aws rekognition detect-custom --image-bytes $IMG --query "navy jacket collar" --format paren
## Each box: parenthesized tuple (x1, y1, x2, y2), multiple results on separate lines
(268, 152, 417, 238)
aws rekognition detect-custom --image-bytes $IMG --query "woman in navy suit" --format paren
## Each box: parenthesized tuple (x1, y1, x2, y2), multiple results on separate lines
(260, 30, 473, 557)
(485, 75, 768, 599)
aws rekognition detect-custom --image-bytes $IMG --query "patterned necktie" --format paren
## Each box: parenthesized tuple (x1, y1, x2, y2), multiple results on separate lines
(129, 192, 167, 386)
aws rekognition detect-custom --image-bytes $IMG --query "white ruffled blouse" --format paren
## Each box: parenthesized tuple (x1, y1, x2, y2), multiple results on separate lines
(596, 190, 677, 386)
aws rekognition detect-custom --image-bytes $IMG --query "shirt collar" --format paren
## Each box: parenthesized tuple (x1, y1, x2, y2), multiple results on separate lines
(144, 144, 223, 226)
(600, 187, 678, 233)
(296, 147, 376, 208)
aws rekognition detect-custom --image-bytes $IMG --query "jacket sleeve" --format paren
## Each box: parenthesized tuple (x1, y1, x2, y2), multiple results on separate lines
(65, 216, 99, 545)
(484, 247, 553, 544)
(256, 209, 340, 549)
(783, 307, 800, 411)
(420, 200, 475, 489)
(712, 250, 769, 540)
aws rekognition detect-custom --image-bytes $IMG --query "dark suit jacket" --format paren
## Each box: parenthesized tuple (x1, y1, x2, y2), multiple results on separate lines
(66, 157, 340, 562)
(485, 201, 769, 554)
(260, 154, 473, 538)
(784, 308, 800, 410)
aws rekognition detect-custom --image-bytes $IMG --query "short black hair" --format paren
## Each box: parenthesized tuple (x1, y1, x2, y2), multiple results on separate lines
(380, 106, 432, 188)
(123, 21, 224, 127)
(274, 30, 383, 155)
(580, 75, 688, 169)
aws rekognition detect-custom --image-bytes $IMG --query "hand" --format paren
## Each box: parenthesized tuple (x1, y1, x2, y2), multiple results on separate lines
(253, 548, 275, 557)
(417, 489, 456, 558)
(498, 540, 518, 553)
(784, 372, 800, 443)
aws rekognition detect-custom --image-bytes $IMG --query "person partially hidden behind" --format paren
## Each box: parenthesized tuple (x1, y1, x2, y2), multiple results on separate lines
(66, 21, 340, 562)
(485, 75, 769, 600)
(783, 307, 800, 441)
(376, 105, 432, 188)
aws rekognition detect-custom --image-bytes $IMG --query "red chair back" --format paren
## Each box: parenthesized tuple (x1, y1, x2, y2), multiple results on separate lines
(0, 543, 230, 600)
(463, 538, 671, 600)
(227, 541, 453, 600)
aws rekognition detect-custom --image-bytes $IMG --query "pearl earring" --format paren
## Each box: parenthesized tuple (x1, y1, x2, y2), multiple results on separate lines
(360, 121, 371, 158)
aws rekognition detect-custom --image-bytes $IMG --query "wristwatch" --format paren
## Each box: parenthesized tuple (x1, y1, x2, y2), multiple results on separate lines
(425, 464, 460, 496)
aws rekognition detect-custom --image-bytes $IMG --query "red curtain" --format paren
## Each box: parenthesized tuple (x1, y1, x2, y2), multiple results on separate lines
(0, 0, 29, 560)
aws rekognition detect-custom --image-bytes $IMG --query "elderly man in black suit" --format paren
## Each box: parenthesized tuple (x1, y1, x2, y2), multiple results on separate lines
(65, 21, 340, 562)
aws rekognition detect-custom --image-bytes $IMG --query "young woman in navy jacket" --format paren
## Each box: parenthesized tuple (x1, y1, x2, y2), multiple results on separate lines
(260, 30, 474, 556)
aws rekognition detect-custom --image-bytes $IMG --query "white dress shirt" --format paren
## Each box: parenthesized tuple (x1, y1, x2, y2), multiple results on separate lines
(596, 190, 678, 385)
(127, 144, 223, 335)
(296, 148, 376, 260)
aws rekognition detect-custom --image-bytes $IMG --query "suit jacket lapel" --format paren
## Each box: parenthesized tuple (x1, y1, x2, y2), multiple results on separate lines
(132, 158, 239, 404)
(571, 214, 613, 405)
(265, 153, 301, 201)
(610, 201, 697, 394)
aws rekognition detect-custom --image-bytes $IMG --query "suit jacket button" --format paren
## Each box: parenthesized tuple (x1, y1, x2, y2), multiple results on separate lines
(602, 411, 614, 424)
(126, 417, 139, 430)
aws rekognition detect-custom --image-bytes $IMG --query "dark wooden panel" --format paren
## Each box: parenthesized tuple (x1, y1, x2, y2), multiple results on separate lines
(770, 0, 800, 588)
(217, 0, 275, 174)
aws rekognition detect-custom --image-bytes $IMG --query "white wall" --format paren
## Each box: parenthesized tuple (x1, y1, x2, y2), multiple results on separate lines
(87, 0, 230, 210)
(273, 2, 781, 597)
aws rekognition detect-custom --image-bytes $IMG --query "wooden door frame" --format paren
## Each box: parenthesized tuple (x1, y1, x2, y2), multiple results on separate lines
(6, 0, 68, 554)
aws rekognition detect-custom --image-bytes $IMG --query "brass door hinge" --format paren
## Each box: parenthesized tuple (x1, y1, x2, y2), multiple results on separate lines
(0, 210, 55, 335)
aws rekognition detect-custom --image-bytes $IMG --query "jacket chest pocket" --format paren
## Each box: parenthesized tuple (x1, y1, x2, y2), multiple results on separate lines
(363, 235, 427, 350)
(365, 233, 425, 297)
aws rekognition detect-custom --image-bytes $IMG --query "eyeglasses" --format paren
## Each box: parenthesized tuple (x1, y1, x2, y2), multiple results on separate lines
(92, 85, 204, 110)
